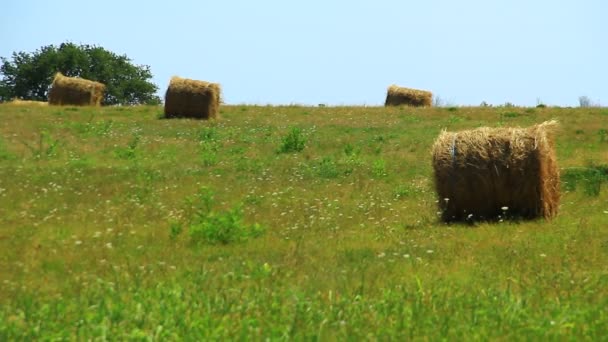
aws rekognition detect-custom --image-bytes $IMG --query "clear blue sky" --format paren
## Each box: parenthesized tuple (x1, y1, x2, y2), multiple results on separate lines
(1, 0, 606, 106)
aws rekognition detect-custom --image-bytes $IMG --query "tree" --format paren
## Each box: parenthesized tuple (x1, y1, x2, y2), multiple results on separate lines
(0, 42, 161, 105)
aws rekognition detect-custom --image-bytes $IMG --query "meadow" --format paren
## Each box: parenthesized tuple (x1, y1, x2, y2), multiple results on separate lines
(0, 103, 607, 340)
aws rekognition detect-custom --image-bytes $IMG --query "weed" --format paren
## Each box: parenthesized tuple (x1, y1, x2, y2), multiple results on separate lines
(200, 141, 219, 166)
(448, 115, 463, 124)
(561, 164, 608, 196)
(344, 143, 356, 156)
(115, 133, 140, 160)
(393, 184, 422, 199)
(317, 157, 339, 179)
(0, 137, 15, 160)
(502, 112, 520, 118)
(371, 159, 387, 178)
(21, 130, 60, 159)
(178, 187, 265, 245)
(169, 220, 183, 240)
(199, 126, 219, 142)
(598, 129, 607, 143)
(189, 206, 265, 245)
(278, 127, 306, 153)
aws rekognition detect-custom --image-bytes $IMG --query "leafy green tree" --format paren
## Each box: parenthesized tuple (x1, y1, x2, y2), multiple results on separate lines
(0, 42, 161, 105)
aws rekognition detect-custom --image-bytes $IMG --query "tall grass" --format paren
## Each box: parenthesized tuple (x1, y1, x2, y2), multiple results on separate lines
(0, 104, 607, 339)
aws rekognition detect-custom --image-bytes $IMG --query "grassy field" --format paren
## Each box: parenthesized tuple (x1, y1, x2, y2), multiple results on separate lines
(0, 103, 607, 340)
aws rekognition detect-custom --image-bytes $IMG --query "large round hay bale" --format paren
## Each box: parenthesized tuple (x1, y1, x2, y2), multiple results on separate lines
(431, 121, 560, 222)
(385, 85, 432, 107)
(164, 76, 221, 119)
(48, 73, 105, 106)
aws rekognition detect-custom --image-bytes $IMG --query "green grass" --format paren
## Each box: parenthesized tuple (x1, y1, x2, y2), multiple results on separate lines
(0, 104, 607, 339)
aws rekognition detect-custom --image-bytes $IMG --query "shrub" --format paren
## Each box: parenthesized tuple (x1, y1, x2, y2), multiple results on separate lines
(317, 157, 339, 179)
(189, 207, 265, 245)
(579, 96, 592, 108)
(278, 127, 306, 153)
(173, 187, 265, 245)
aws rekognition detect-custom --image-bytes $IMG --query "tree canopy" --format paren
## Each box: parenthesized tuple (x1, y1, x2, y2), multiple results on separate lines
(0, 42, 161, 105)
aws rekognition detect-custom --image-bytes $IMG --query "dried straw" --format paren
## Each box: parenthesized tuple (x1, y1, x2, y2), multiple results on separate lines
(431, 120, 560, 222)
(164, 76, 221, 119)
(385, 85, 432, 107)
(48, 73, 105, 106)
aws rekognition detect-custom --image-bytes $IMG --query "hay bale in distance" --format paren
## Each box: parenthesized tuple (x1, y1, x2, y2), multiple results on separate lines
(48, 73, 105, 106)
(8, 99, 48, 106)
(385, 85, 432, 107)
(431, 121, 560, 222)
(164, 76, 221, 119)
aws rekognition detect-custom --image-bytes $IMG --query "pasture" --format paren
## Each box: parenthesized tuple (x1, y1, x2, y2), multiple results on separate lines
(0, 103, 607, 339)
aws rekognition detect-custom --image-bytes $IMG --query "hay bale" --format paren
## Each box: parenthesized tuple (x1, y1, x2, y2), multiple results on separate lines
(48, 73, 105, 106)
(385, 85, 432, 107)
(164, 76, 221, 119)
(431, 121, 560, 222)
(8, 99, 48, 106)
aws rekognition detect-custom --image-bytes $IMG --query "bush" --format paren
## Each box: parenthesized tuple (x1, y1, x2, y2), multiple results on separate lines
(317, 157, 339, 178)
(278, 127, 306, 153)
(172, 187, 265, 245)
(189, 207, 265, 245)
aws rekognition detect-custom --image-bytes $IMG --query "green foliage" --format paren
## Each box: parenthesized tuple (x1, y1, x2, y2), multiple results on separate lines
(371, 158, 387, 178)
(198, 126, 219, 142)
(200, 141, 219, 166)
(393, 184, 423, 200)
(278, 127, 306, 153)
(179, 187, 265, 245)
(198, 126, 220, 166)
(502, 111, 520, 119)
(0, 137, 15, 160)
(561, 164, 608, 196)
(114, 134, 141, 160)
(598, 129, 607, 143)
(2, 105, 608, 340)
(189, 207, 265, 245)
(0, 42, 160, 105)
(317, 156, 340, 178)
(21, 130, 60, 159)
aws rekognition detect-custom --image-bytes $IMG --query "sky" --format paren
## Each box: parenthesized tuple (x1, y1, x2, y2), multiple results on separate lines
(1, 0, 606, 106)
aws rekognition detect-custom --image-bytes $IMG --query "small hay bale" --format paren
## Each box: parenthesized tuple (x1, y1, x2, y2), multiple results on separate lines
(385, 85, 432, 107)
(8, 99, 48, 106)
(164, 76, 221, 119)
(431, 121, 560, 222)
(48, 73, 105, 106)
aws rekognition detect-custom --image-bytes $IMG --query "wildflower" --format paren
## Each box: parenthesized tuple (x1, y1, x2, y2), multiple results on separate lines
(427, 250, 434, 254)
(377, 252, 386, 258)
(540, 253, 546, 258)
(75, 240, 82, 245)
(501, 206, 509, 211)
